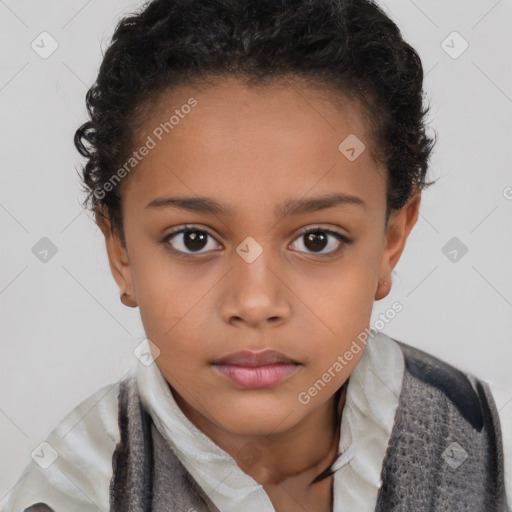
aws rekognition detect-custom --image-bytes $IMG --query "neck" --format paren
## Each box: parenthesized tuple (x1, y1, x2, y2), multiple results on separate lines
(171, 382, 348, 487)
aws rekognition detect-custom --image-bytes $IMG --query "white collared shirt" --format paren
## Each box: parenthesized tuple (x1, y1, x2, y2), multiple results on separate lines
(2, 331, 512, 512)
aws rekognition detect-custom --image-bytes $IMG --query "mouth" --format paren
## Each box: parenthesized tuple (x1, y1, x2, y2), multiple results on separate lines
(212, 349, 299, 366)
(211, 349, 302, 389)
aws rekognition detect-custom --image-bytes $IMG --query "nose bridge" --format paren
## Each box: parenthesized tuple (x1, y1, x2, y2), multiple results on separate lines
(233, 236, 278, 296)
(219, 235, 291, 326)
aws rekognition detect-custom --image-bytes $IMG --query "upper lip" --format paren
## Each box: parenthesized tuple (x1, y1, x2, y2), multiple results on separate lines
(212, 349, 299, 366)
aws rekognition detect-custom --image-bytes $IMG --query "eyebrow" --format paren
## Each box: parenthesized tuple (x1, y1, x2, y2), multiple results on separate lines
(145, 192, 365, 218)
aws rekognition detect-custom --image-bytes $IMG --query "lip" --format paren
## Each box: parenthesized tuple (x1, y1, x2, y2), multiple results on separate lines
(211, 349, 301, 389)
(212, 349, 299, 366)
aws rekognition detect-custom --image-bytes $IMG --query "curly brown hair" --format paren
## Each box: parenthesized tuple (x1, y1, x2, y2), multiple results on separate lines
(74, 0, 436, 247)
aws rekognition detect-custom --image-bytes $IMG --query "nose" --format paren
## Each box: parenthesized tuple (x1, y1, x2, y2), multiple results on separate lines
(219, 248, 291, 329)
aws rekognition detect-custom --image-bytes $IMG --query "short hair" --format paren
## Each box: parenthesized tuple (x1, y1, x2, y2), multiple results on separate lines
(74, 0, 436, 245)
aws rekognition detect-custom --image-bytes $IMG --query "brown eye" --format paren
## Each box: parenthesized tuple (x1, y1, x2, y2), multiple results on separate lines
(182, 230, 208, 251)
(303, 231, 328, 252)
(164, 226, 221, 254)
(290, 228, 349, 256)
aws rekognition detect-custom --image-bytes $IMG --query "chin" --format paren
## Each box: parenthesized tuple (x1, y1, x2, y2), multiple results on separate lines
(220, 420, 288, 438)
(211, 405, 302, 437)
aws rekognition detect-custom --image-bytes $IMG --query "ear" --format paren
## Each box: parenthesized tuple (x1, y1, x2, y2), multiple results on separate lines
(96, 208, 138, 308)
(375, 187, 421, 300)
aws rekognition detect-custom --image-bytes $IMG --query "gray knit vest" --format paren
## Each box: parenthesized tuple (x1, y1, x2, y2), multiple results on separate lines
(23, 340, 509, 512)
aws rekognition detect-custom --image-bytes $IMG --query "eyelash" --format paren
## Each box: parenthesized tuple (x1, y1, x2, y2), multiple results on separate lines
(162, 223, 352, 258)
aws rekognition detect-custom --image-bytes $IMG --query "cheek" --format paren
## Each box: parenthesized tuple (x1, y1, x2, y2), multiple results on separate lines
(129, 257, 220, 365)
(295, 238, 382, 372)
(295, 247, 381, 331)
(128, 242, 205, 327)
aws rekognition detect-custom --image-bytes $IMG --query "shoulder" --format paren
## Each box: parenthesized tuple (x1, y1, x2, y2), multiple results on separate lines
(2, 379, 124, 512)
(393, 339, 491, 430)
(392, 338, 512, 509)
(487, 379, 512, 512)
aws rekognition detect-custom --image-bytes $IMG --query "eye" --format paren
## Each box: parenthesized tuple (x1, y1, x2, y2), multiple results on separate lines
(289, 226, 350, 256)
(162, 224, 351, 258)
(163, 224, 221, 255)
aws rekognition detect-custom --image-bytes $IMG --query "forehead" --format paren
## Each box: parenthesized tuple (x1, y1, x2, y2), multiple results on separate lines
(123, 76, 387, 217)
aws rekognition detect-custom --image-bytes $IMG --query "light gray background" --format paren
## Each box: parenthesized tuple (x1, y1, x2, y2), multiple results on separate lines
(1, 0, 511, 504)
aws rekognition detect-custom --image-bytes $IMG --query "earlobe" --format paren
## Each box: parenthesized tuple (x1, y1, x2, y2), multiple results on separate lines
(95, 209, 138, 308)
(375, 277, 391, 300)
(120, 290, 137, 308)
(375, 188, 421, 300)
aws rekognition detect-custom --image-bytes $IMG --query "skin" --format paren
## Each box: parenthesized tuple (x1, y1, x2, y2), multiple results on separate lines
(98, 75, 421, 512)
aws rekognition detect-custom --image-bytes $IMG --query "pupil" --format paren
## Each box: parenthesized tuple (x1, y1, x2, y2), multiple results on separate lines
(184, 230, 207, 251)
(305, 231, 327, 252)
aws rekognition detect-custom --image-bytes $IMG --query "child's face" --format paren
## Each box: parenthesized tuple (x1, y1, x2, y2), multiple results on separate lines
(101, 76, 419, 436)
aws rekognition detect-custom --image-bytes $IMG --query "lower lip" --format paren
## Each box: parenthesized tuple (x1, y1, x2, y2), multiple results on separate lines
(213, 363, 300, 389)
